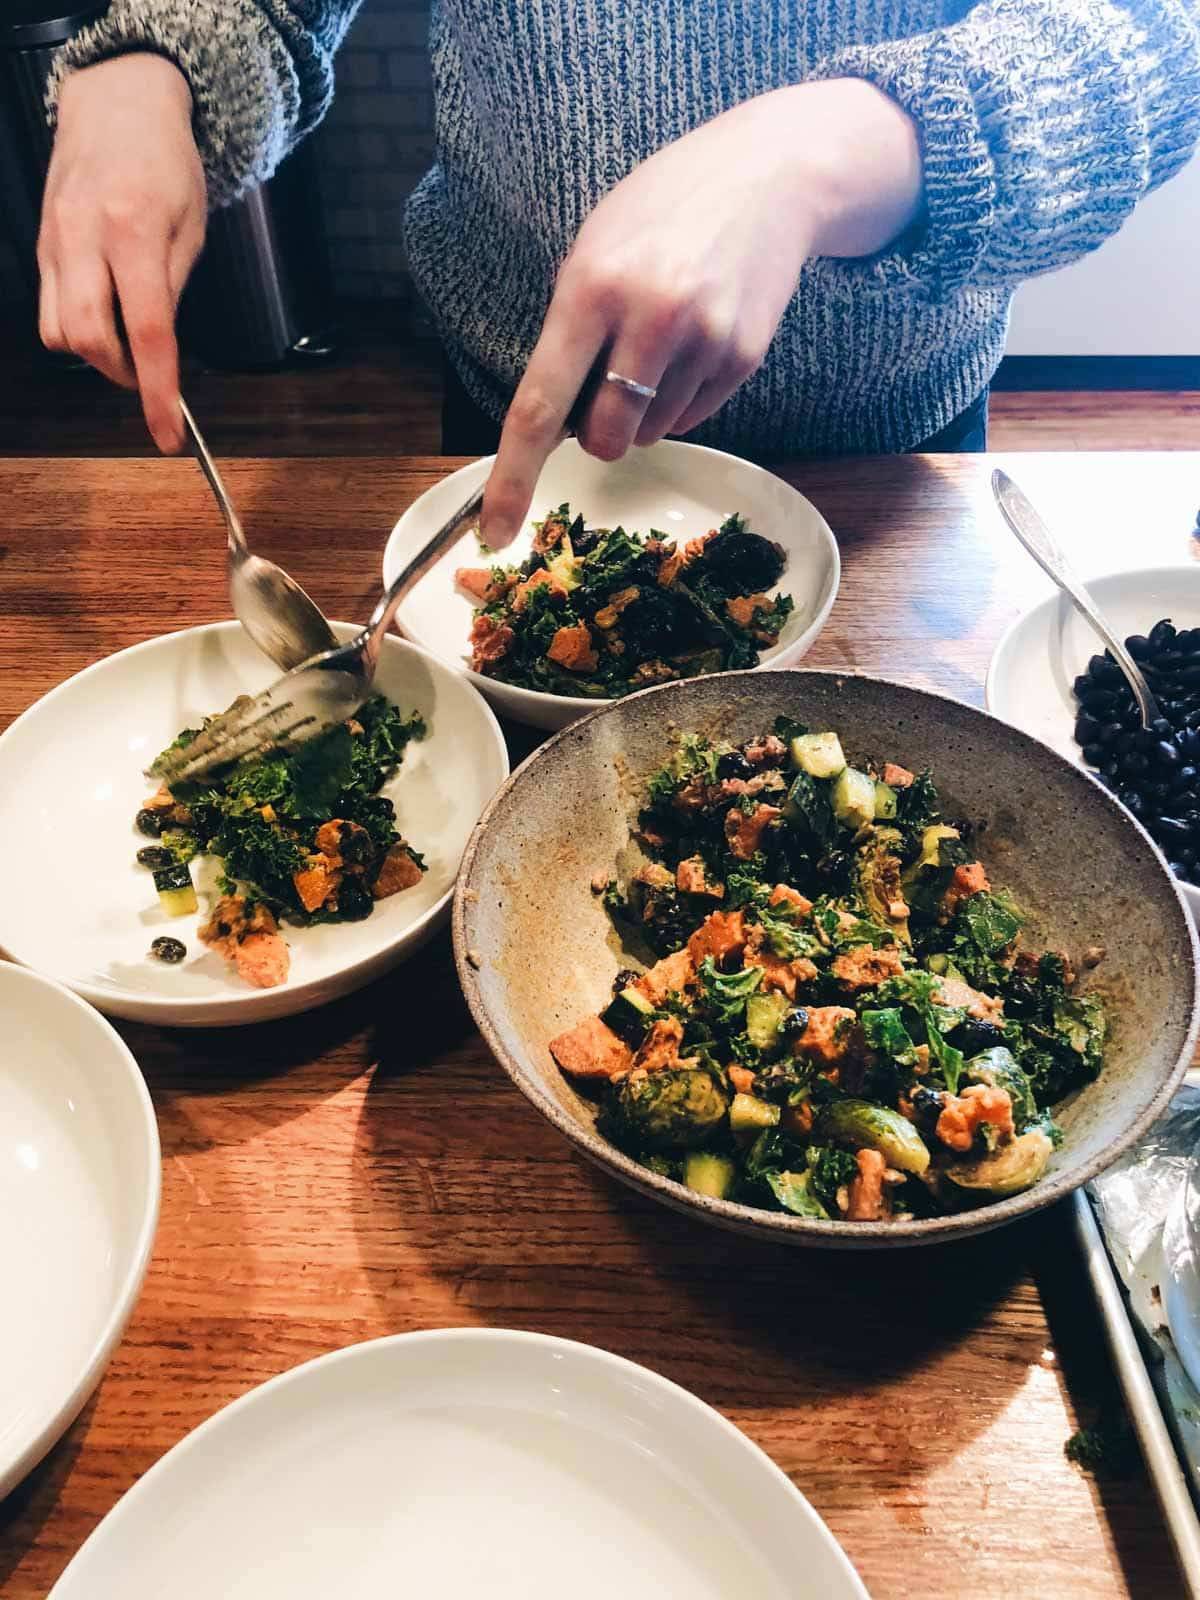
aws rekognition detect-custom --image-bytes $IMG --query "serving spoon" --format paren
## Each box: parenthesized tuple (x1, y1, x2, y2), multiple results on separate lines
(181, 399, 338, 672)
(991, 468, 1160, 731)
(148, 479, 486, 786)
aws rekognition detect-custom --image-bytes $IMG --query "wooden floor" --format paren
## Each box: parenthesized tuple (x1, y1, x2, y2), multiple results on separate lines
(0, 312, 1195, 455)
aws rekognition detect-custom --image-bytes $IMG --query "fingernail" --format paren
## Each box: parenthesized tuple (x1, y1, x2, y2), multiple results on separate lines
(479, 512, 512, 550)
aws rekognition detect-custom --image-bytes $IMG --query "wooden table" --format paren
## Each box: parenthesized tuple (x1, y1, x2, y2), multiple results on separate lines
(1, 452, 1198, 1599)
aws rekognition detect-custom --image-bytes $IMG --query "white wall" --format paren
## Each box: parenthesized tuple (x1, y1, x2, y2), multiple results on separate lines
(1006, 152, 1200, 356)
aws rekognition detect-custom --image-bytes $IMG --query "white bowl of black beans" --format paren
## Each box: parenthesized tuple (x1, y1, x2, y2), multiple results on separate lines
(987, 565, 1200, 922)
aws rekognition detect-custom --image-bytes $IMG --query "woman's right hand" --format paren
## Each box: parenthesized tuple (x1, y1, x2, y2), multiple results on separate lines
(38, 53, 207, 452)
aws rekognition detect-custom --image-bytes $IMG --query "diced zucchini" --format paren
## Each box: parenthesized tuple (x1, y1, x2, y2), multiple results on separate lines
(814, 1098, 931, 1176)
(831, 766, 876, 831)
(730, 1091, 780, 1135)
(683, 1151, 737, 1199)
(790, 731, 846, 780)
(546, 550, 582, 591)
(745, 991, 790, 1051)
(945, 1129, 1053, 1198)
(153, 862, 197, 917)
(873, 781, 898, 820)
(600, 985, 655, 1048)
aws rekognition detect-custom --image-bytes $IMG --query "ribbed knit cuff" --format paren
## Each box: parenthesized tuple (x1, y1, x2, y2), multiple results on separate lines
(45, 0, 305, 208)
(808, 34, 994, 301)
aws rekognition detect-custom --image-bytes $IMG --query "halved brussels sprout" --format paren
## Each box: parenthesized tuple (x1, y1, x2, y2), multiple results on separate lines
(814, 1098, 931, 1176)
(945, 1128, 1053, 1198)
(607, 1066, 729, 1151)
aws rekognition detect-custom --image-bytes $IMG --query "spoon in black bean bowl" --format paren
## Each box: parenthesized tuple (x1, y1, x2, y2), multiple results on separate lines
(991, 469, 1160, 731)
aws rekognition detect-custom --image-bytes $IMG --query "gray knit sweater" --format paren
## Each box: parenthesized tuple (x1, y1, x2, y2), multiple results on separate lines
(50, 0, 1200, 453)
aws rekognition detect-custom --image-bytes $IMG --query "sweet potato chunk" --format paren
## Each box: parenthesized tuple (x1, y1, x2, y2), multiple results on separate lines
(546, 623, 599, 673)
(549, 1015, 633, 1080)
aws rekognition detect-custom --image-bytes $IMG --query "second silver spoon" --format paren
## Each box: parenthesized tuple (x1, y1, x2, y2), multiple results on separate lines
(991, 468, 1160, 731)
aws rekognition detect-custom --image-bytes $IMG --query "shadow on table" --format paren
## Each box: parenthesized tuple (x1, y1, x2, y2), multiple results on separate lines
(0, 1394, 98, 1591)
(349, 980, 1038, 1503)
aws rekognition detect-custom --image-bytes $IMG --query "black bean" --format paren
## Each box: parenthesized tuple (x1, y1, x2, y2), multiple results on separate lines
(136, 845, 175, 870)
(1120, 751, 1149, 777)
(1156, 740, 1182, 768)
(1150, 620, 1177, 651)
(1073, 673, 1094, 698)
(1151, 716, 1174, 737)
(1179, 629, 1200, 654)
(1080, 688, 1117, 715)
(1168, 860, 1189, 878)
(1178, 847, 1197, 869)
(1095, 720, 1123, 746)
(1088, 657, 1122, 687)
(1082, 741, 1106, 766)
(1174, 764, 1199, 791)
(1178, 665, 1200, 688)
(1103, 756, 1121, 779)
(1127, 634, 1152, 661)
(716, 751, 754, 780)
(1148, 781, 1174, 802)
(1074, 713, 1101, 745)
(1157, 651, 1185, 671)
(135, 808, 166, 837)
(149, 936, 186, 964)
(1122, 792, 1147, 819)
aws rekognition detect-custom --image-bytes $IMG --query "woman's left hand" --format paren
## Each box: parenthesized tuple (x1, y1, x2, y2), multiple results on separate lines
(480, 78, 923, 547)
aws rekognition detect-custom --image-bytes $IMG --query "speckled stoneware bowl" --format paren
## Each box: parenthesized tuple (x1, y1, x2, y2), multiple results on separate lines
(453, 670, 1200, 1249)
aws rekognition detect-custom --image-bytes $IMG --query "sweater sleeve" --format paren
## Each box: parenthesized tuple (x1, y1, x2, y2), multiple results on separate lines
(45, 0, 362, 207)
(809, 0, 1200, 298)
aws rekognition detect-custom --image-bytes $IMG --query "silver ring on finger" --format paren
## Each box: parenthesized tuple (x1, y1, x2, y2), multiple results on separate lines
(604, 369, 658, 401)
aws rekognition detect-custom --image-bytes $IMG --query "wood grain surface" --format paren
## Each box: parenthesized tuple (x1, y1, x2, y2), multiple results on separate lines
(1, 451, 1199, 1599)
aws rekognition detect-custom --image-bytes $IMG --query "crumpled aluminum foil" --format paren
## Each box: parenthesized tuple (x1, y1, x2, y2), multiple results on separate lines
(1088, 1079, 1200, 1488)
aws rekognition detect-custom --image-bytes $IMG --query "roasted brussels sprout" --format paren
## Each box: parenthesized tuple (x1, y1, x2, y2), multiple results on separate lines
(945, 1128, 1053, 1198)
(604, 1066, 729, 1151)
(814, 1098, 931, 1176)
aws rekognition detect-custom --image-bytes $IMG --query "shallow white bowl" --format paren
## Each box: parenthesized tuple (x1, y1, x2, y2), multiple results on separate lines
(0, 961, 160, 1499)
(383, 437, 841, 731)
(986, 565, 1200, 926)
(0, 623, 509, 1026)
(50, 1327, 867, 1599)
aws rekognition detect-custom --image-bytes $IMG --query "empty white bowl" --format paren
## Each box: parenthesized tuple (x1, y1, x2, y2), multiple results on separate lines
(986, 565, 1200, 925)
(50, 1328, 867, 1598)
(0, 961, 160, 1499)
(382, 438, 841, 730)
(0, 623, 510, 1025)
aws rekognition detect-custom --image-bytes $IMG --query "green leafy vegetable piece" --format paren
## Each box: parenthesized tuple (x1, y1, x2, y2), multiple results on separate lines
(924, 1013, 965, 1095)
(767, 1170, 830, 1219)
(860, 1007, 919, 1068)
(960, 891, 1022, 954)
(287, 724, 355, 819)
(698, 957, 763, 1028)
(807, 1146, 859, 1215)
(773, 715, 808, 746)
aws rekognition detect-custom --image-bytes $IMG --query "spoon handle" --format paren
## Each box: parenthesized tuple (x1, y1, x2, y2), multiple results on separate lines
(991, 469, 1158, 729)
(360, 480, 487, 670)
(180, 398, 249, 561)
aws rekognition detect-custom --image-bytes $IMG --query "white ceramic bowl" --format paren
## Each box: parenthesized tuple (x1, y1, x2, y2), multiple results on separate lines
(0, 961, 160, 1499)
(986, 564, 1200, 925)
(382, 437, 841, 731)
(50, 1328, 868, 1599)
(0, 623, 510, 1026)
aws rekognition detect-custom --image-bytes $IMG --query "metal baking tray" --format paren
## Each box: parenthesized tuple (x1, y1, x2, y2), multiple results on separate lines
(1075, 1189, 1200, 1594)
